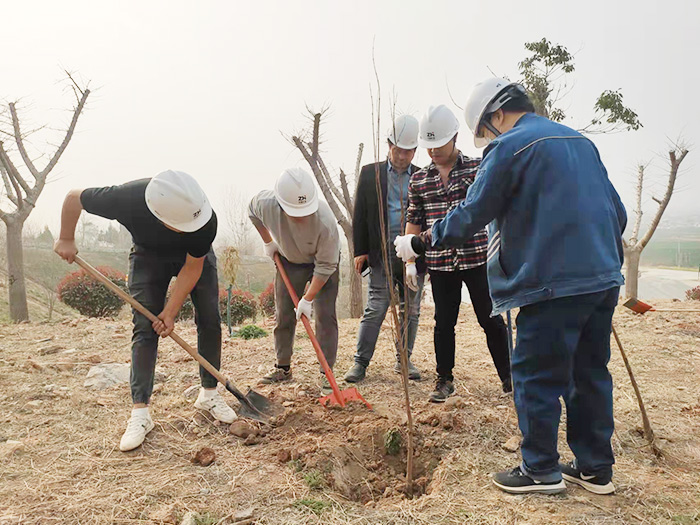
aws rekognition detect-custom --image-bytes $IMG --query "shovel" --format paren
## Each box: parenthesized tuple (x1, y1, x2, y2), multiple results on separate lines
(273, 253, 371, 409)
(73, 255, 280, 423)
(623, 297, 700, 314)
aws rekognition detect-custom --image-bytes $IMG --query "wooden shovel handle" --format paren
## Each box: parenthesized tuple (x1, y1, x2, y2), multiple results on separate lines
(72, 255, 229, 387)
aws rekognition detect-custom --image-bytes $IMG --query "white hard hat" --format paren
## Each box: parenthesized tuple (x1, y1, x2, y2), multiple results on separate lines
(274, 167, 319, 217)
(464, 77, 527, 148)
(145, 170, 212, 232)
(387, 114, 419, 149)
(418, 105, 460, 149)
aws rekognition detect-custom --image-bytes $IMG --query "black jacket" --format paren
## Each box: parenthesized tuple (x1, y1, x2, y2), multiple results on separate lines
(352, 161, 426, 273)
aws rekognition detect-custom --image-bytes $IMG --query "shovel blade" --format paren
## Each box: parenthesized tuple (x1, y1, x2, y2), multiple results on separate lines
(319, 387, 372, 409)
(234, 388, 283, 423)
(623, 297, 653, 314)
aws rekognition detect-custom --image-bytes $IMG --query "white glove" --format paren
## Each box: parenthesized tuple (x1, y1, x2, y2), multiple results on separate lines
(264, 239, 279, 260)
(295, 296, 313, 321)
(394, 234, 418, 262)
(405, 262, 418, 292)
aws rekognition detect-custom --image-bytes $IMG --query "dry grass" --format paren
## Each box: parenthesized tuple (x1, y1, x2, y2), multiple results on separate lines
(0, 300, 698, 524)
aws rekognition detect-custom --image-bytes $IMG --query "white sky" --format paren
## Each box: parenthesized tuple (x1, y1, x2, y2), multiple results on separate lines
(2, 0, 698, 238)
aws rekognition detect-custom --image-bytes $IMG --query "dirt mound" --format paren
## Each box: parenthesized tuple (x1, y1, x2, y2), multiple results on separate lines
(261, 399, 446, 502)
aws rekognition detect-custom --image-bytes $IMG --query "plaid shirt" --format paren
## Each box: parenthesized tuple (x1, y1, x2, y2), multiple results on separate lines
(406, 152, 488, 271)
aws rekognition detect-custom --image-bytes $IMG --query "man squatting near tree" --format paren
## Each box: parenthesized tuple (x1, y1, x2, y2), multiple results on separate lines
(398, 104, 512, 403)
(396, 79, 626, 495)
(249, 168, 341, 396)
(54, 170, 236, 452)
(344, 114, 426, 383)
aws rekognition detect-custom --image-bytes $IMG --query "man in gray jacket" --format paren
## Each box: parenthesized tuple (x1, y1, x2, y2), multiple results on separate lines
(249, 167, 341, 394)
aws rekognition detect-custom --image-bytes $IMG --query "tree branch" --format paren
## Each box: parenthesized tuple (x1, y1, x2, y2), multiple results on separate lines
(0, 163, 18, 207)
(312, 147, 347, 213)
(338, 168, 353, 217)
(9, 102, 40, 180)
(354, 143, 364, 190)
(40, 87, 89, 178)
(639, 148, 689, 248)
(0, 142, 24, 210)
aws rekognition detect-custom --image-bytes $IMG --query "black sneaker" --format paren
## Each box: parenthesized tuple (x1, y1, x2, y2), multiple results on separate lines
(492, 467, 566, 494)
(429, 377, 455, 403)
(560, 460, 615, 495)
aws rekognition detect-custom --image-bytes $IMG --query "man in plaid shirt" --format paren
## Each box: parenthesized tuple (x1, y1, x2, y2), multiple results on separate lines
(405, 105, 511, 402)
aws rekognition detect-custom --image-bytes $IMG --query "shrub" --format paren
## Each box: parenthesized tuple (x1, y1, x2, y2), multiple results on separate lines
(686, 286, 700, 301)
(220, 288, 257, 325)
(259, 282, 275, 317)
(57, 266, 127, 318)
(235, 324, 267, 339)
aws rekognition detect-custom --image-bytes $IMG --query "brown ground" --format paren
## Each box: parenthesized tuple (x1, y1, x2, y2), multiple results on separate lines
(0, 300, 699, 524)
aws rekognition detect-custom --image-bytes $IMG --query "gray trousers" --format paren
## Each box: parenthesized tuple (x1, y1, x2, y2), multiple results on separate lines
(128, 247, 221, 404)
(274, 256, 339, 370)
(354, 261, 424, 367)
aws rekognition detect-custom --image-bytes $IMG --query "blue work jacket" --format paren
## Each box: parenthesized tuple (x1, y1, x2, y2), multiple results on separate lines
(432, 113, 627, 315)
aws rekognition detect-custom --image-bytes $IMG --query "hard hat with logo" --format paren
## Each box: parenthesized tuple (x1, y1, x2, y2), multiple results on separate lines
(464, 77, 528, 148)
(274, 167, 319, 217)
(418, 105, 460, 149)
(145, 170, 212, 232)
(387, 114, 419, 149)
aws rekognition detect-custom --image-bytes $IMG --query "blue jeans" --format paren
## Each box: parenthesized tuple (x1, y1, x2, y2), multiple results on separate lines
(514, 287, 619, 482)
(354, 262, 424, 367)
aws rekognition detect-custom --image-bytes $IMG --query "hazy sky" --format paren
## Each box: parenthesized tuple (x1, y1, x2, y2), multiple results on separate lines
(2, 0, 698, 240)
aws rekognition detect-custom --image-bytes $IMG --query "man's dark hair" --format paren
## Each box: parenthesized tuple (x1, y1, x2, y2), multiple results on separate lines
(501, 93, 536, 114)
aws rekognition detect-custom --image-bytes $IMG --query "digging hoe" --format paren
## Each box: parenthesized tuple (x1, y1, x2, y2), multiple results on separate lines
(72, 255, 281, 423)
(274, 253, 371, 410)
(623, 297, 700, 314)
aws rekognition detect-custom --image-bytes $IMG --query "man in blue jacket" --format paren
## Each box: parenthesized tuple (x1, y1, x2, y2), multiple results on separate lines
(394, 78, 626, 495)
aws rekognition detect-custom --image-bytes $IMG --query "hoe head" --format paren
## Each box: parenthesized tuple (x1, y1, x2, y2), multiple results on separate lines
(623, 297, 654, 314)
(319, 386, 372, 409)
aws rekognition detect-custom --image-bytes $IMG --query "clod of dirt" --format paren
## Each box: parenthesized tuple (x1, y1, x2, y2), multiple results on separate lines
(229, 421, 258, 438)
(234, 507, 255, 521)
(39, 345, 63, 356)
(149, 503, 179, 524)
(26, 358, 44, 371)
(440, 413, 454, 430)
(244, 434, 261, 446)
(191, 447, 216, 466)
(276, 449, 291, 463)
(444, 397, 466, 410)
(182, 385, 199, 399)
(502, 436, 520, 452)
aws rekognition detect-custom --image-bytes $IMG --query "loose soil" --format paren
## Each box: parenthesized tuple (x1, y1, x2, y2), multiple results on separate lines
(0, 300, 699, 524)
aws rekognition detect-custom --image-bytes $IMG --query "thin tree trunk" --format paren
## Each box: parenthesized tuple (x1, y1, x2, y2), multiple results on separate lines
(624, 248, 641, 299)
(6, 220, 28, 322)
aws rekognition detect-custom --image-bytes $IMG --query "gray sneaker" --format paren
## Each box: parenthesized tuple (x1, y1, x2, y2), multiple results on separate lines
(320, 376, 333, 396)
(344, 363, 367, 383)
(394, 359, 421, 380)
(259, 366, 292, 384)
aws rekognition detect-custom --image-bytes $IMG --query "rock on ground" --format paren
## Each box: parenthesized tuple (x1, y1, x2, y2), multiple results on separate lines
(84, 363, 130, 390)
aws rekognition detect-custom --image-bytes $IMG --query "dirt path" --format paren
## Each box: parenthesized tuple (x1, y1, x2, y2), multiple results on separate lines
(0, 301, 698, 524)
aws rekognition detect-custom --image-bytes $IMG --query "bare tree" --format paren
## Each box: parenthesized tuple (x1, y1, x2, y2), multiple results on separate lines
(623, 144, 690, 298)
(221, 189, 256, 256)
(0, 73, 89, 321)
(290, 110, 364, 318)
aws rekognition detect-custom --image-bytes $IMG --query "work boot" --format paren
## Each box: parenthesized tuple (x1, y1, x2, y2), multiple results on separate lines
(320, 376, 333, 396)
(119, 408, 154, 452)
(429, 376, 455, 403)
(259, 365, 292, 384)
(344, 363, 366, 383)
(194, 388, 237, 424)
(394, 359, 421, 380)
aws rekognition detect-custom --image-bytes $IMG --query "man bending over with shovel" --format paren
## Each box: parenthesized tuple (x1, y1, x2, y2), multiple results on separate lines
(54, 170, 236, 452)
(249, 168, 340, 396)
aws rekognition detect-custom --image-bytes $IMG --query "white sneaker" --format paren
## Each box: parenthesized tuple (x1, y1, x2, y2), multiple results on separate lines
(119, 409, 154, 452)
(194, 388, 237, 424)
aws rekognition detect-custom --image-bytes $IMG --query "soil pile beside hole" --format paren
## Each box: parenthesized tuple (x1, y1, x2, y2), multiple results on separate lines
(266, 400, 444, 502)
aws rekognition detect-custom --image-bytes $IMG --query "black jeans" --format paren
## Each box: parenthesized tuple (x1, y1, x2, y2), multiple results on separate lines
(128, 247, 221, 404)
(429, 264, 511, 382)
